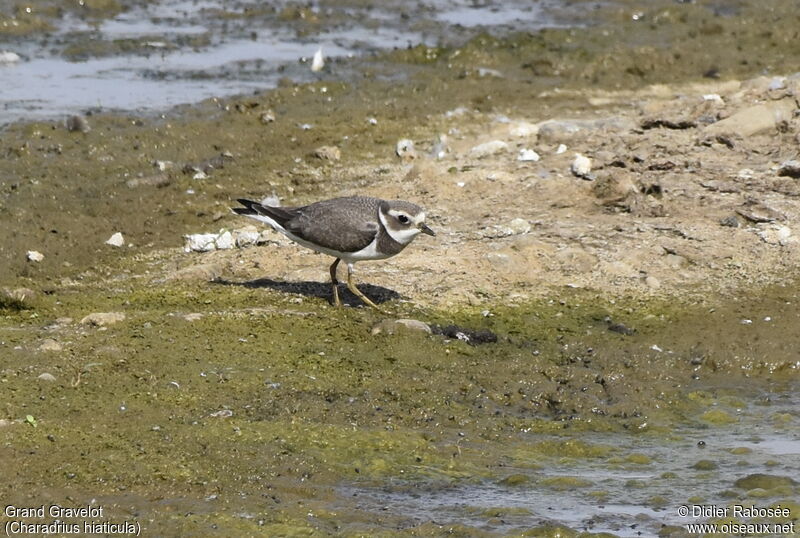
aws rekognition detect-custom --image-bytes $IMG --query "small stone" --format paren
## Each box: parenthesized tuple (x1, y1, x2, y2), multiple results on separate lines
(153, 160, 174, 171)
(37, 373, 57, 382)
(777, 160, 800, 179)
(507, 218, 531, 235)
(644, 275, 661, 289)
(260, 110, 276, 124)
(39, 339, 62, 352)
(313, 145, 341, 161)
(517, 148, 540, 162)
(105, 232, 125, 247)
(396, 139, 417, 160)
(469, 140, 508, 158)
(509, 122, 539, 138)
(233, 226, 260, 247)
(183, 313, 204, 322)
(571, 153, 593, 179)
(26, 250, 44, 263)
(184, 233, 218, 252)
(555, 143, 567, 154)
(214, 230, 234, 250)
(719, 215, 740, 228)
(80, 312, 126, 326)
(371, 319, 432, 336)
(66, 115, 90, 133)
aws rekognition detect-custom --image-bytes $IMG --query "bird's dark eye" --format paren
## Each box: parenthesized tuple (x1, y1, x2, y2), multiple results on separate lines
(398, 214, 410, 224)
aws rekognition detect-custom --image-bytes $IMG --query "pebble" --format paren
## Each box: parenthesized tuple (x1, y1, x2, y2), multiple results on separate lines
(777, 160, 800, 179)
(184, 230, 236, 252)
(233, 226, 261, 247)
(105, 232, 125, 247)
(517, 148, 540, 162)
(314, 145, 341, 161)
(80, 312, 126, 326)
(396, 139, 417, 160)
(311, 47, 324, 72)
(469, 140, 508, 158)
(39, 339, 62, 352)
(719, 215, 740, 228)
(37, 373, 57, 382)
(371, 319, 432, 335)
(507, 218, 531, 235)
(260, 110, 276, 124)
(571, 153, 593, 179)
(509, 122, 539, 138)
(644, 275, 661, 289)
(66, 115, 91, 133)
(26, 250, 44, 263)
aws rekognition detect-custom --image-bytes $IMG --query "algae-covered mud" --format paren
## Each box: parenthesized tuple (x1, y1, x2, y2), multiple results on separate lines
(2, 0, 800, 536)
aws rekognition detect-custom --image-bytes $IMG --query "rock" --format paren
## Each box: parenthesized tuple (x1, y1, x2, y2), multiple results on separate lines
(396, 139, 417, 160)
(571, 153, 593, 179)
(555, 248, 598, 273)
(592, 171, 637, 203)
(26, 250, 44, 262)
(719, 215, 740, 228)
(469, 140, 508, 158)
(705, 99, 796, 136)
(214, 230, 234, 250)
(39, 339, 62, 352)
(105, 232, 125, 247)
(183, 313, 204, 322)
(371, 319, 432, 336)
(184, 230, 235, 252)
(126, 173, 171, 188)
(261, 194, 281, 207)
(757, 225, 794, 246)
(509, 122, 539, 138)
(507, 218, 531, 235)
(555, 144, 567, 154)
(311, 46, 324, 72)
(313, 145, 341, 161)
(184, 233, 218, 252)
(260, 109, 276, 124)
(777, 160, 800, 179)
(644, 275, 661, 289)
(517, 148, 540, 162)
(168, 263, 224, 282)
(66, 115, 90, 133)
(233, 226, 261, 247)
(37, 373, 57, 382)
(80, 312, 126, 326)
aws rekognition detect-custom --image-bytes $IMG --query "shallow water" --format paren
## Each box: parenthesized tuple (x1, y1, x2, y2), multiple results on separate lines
(0, 0, 573, 123)
(343, 391, 799, 535)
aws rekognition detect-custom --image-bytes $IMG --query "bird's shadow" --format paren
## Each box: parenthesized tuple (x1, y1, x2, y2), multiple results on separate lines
(213, 277, 402, 306)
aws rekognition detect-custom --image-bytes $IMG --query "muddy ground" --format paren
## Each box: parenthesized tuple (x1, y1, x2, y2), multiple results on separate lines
(1, 0, 799, 535)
